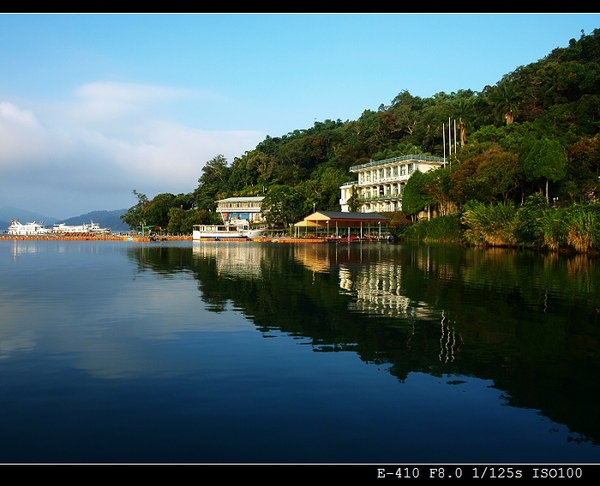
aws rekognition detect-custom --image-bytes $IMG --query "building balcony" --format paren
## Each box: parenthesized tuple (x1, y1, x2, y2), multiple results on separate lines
(349, 154, 445, 172)
(357, 194, 403, 203)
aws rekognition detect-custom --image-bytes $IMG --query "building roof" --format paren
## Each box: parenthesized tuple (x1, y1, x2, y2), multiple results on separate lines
(349, 153, 445, 172)
(217, 196, 264, 203)
(295, 211, 390, 228)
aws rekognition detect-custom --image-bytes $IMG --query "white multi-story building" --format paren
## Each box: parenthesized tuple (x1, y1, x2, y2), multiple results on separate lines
(339, 154, 446, 213)
(216, 196, 265, 223)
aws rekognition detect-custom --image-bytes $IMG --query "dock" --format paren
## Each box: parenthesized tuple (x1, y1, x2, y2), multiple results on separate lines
(2, 234, 388, 243)
(0, 234, 192, 242)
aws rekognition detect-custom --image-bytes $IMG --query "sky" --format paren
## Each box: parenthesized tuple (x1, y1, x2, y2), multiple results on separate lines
(1, 13, 600, 219)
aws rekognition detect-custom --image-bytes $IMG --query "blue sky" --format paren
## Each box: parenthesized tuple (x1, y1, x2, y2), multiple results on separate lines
(1, 13, 600, 218)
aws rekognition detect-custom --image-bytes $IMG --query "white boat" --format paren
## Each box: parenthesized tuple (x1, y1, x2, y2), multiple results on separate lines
(192, 219, 266, 241)
(52, 221, 109, 234)
(6, 219, 51, 236)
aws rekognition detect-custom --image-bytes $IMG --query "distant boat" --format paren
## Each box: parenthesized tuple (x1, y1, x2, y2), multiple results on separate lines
(52, 221, 109, 234)
(192, 219, 266, 241)
(6, 219, 51, 236)
(5, 219, 111, 236)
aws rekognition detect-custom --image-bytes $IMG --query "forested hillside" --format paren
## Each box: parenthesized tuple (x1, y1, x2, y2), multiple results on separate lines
(122, 28, 600, 250)
(62, 210, 129, 232)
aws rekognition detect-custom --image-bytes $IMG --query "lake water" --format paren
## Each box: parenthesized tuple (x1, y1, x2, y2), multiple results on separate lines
(1, 239, 600, 465)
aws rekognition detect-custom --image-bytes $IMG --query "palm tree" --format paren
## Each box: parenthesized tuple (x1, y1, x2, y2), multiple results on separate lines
(493, 81, 520, 125)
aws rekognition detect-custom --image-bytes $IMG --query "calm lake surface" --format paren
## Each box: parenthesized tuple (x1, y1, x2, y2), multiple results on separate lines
(1, 239, 600, 464)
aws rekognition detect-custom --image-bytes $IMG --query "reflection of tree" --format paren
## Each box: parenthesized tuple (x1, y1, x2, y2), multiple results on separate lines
(127, 242, 600, 445)
(126, 243, 195, 275)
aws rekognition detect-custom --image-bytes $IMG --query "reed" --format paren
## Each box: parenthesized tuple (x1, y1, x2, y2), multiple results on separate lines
(461, 202, 517, 247)
(400, 213, 462, 243)
(565, 206, 600, 253)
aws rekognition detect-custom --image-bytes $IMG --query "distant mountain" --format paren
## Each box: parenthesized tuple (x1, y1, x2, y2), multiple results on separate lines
(60, 209, 129, 232)
(0, 205, 60, 231)
(0, 206, 129, 232)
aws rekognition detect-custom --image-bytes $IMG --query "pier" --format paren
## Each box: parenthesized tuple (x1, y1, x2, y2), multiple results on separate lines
(0, 234, 192, 242)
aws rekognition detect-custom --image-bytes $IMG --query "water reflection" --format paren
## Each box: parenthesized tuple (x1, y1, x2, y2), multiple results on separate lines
(9, 240, 40, 260)
(192, 240, 265, 278)
(184, 241, 600, 448)
(2, 239, 599, 462)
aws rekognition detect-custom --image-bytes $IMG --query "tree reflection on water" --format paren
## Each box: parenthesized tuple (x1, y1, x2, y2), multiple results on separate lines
(127, 241, 600, 448)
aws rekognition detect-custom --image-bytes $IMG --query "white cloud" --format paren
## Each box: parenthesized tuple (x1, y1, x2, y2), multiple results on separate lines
(0, 102, 51, 165)
(76, 81, 182, 102)
(0, 101, 38, 126)
(0, 81, 265, 217)
(72, 81, 192, 123)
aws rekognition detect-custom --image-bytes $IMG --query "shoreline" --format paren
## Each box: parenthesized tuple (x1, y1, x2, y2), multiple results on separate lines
(1, 234, 392, 244)
(0, 234, 192, 242)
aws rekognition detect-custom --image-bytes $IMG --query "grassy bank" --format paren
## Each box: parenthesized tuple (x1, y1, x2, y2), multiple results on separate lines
(398, 195, 600, 253)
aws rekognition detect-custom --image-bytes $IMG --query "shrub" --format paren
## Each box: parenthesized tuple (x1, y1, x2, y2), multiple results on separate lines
(565, 205, 600, 252)
(514, 193, 547, 248)
(461, 201, 517, 247)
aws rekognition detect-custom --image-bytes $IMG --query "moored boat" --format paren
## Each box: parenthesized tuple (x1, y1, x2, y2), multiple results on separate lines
(6, 219, 51, 236)
(5, 218, 112, 238)
(52, 221, 110, 234)
(192, 219, 266, 241)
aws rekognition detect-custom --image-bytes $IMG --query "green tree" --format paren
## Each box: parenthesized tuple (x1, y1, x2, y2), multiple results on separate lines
(166, 206, 186, 234)
(450, 145, 523, 205)
(567, 135, 600, 201)
(145, 193, 176, 230)
(513, 193, 548, 247)
(229, 151, 260, 193)
(421, 167, 455, 216)
(120, 190, 149, 231)
(401, 170, 434, 221)
(522, 137, 567, 203)
(194, 155, 231, 211)
(297, 165, 348, 211)
(261, 185, 306, 230)
(491, 80, 520, 125)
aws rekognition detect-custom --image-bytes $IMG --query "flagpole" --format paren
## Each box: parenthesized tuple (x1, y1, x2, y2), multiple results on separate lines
(442, 123, 446, 167)
(448, 117, 452, 165)
(454, 118, 457, 155)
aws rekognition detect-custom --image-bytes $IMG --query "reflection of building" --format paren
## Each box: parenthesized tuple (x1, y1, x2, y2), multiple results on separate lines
(192, 242, 265, 277)
(339, 154, 445, 213)
(293, 243, 333, 273)
(291, 244, 419, 318)
(216, 197, 264, 224)
(340, 262, 414, 317)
